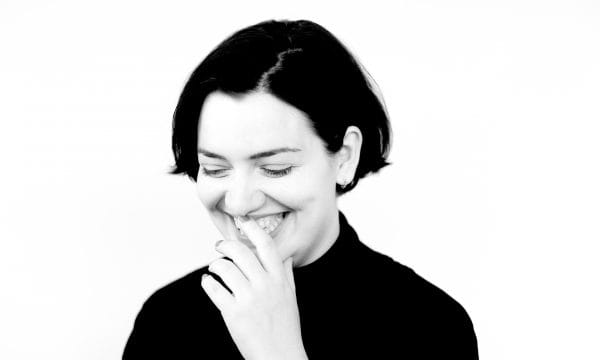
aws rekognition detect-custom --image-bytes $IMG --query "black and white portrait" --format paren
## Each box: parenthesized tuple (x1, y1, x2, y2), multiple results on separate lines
(1, 1, 598, 360)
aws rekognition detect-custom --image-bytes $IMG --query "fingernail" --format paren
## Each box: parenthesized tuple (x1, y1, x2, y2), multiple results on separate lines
(215, 240, 224, 249)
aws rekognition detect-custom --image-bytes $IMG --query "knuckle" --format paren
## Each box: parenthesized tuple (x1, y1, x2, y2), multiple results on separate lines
(255, 276, 276, 292)
(215, 239, 231, 252)
(225, 239, 243, 252)
(218, 239, 244, 254)
(208, 258, 233, 273)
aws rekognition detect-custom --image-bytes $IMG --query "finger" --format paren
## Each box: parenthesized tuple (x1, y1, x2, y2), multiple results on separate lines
(283, 257, 296, 293)
(208, 258, 251, 297)
(236, 216, 283, 275)
(215, 239, 266, 282)
(201, 273, 234, 312)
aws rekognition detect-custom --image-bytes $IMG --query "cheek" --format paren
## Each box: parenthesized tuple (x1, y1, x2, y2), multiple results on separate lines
(195, 181, 223, 209)
(272, 180, 323, 211)
(272, 164, 334, 209)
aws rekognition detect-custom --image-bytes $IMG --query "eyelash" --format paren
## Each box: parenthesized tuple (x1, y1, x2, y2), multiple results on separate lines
(199, 166, 294, 178)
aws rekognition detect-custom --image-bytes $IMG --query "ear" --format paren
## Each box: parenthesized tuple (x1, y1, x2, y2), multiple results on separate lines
(335, 126, 363, 186)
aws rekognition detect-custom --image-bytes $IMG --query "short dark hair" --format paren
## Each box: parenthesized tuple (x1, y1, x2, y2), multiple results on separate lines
(169, 19, 392, 195)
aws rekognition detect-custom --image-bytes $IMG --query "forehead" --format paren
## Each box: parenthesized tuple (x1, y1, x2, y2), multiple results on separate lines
(198, 91, 317, 153)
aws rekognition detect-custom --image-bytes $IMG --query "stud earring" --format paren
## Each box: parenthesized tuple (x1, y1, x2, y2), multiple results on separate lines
(339, 179, 351, 189)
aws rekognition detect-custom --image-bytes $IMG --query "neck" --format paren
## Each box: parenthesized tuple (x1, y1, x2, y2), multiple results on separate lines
(295, 209, 341, 268)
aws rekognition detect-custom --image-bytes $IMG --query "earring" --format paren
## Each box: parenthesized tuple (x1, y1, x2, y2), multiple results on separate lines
(339, 179, 351, 189)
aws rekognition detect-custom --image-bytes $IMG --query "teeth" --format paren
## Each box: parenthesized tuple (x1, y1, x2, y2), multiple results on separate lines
(234, 213, 285, 236)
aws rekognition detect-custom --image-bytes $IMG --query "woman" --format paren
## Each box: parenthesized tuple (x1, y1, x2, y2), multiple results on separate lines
(123, 19, 478, 359)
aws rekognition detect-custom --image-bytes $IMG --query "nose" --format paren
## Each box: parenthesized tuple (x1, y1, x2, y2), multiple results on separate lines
(222, 175, 266, 217)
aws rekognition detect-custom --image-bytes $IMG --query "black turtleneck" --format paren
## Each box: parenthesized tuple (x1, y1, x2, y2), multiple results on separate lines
(123, 211, 478, 359)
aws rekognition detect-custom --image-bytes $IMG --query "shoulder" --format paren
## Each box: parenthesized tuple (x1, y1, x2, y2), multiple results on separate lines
(129, 264, 223, 336)
(372, 250, 473, 324)
(361, 248, 479, 357)
(142, 265, 212, 312)
(123, 266, 220, 358)
(360, 244, 470, 316)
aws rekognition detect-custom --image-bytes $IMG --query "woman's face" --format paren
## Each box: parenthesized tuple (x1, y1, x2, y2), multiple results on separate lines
(196, 91, 342, 267)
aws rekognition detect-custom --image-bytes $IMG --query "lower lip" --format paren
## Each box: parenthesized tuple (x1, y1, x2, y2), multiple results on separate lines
(236, 212, 289, 243)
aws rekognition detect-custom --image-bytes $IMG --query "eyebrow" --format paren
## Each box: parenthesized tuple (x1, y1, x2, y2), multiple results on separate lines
(197, 147, 302, 161)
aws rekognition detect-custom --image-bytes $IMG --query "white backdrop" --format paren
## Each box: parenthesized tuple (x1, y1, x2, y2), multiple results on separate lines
(1, 1, 599, 359)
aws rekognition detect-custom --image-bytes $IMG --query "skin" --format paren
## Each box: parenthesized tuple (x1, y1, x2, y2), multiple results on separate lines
(197, 90, 362, 359)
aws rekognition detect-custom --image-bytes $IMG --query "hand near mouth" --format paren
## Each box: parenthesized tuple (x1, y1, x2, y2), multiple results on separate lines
(201, 216, 308, 360)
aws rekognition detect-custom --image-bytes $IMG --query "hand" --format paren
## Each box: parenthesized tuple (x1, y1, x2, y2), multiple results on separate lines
(201, 216, 308, 360)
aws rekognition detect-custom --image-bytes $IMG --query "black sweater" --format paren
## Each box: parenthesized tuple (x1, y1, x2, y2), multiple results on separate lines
(123, 211, 478, 359)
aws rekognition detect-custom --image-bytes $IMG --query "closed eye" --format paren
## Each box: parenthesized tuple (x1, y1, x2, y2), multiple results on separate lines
(199, 166, 294, 178)
(262, 167, 293, 177)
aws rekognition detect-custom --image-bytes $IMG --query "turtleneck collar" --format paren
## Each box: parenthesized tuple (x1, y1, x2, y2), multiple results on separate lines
(293, 210, 363, 279)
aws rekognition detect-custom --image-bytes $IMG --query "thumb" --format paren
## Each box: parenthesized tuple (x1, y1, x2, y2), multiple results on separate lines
(283, 257, 296, 293)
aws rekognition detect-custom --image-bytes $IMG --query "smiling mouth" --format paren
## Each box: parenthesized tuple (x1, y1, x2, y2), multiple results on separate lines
(232, 212, 289, 238)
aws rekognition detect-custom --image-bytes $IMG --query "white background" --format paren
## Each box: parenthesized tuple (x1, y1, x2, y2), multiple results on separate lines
(1, 1, 599, 359)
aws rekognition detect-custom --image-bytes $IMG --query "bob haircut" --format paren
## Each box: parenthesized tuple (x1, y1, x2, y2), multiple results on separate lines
(170, 19, 392, 195)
